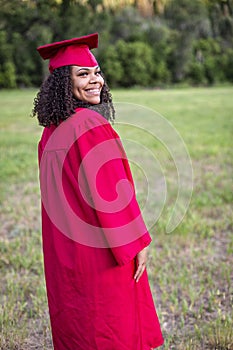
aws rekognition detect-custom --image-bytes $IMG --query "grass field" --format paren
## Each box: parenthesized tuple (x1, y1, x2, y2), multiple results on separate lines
(0, 87, 232, 349)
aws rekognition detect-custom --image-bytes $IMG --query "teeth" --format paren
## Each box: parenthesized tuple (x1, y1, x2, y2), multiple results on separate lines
(86, 89, 99, 92)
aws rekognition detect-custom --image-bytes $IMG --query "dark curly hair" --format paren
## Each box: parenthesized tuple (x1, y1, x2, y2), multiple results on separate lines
(32, 66, 115, 127)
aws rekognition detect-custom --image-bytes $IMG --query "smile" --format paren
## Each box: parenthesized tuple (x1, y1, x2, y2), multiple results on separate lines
(85, 88, 101, 95)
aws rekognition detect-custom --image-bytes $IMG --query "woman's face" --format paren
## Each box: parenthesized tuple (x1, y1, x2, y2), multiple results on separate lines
(71, 65, 104, 104)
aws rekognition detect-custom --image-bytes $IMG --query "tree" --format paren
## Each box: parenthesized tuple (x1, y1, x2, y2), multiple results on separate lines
(164, 0, 210, 82)
(0, 0, 232, 87)
(133, 0, 171, 16)
(99, 45, 123, 86)
(144, 21, 171, 82)
(111, 6, 146, 42)
(115, 40, 154, 86)
(0, 31, 16, 88)
(222, 48, 233, 81)
(202, 0, 233, 45)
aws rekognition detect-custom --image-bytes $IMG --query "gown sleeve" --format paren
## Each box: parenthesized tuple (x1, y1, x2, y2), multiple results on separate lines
(64, 110, 152, 266)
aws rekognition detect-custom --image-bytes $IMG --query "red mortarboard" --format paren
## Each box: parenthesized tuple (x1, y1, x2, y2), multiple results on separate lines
(37, 33, 99, 73)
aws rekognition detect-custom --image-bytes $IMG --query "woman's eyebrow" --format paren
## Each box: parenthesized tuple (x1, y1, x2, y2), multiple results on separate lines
(77, 66, 100, 72)
(77, 68, 90, 72)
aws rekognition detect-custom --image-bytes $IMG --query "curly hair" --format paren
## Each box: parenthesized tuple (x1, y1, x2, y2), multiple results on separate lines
(32, 66, 115, 127)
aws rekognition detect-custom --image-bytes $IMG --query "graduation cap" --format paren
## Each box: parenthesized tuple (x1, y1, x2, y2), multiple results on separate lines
(37, 33, 99, 73)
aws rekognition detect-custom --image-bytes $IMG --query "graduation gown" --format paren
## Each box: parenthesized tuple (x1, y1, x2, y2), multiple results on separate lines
(38, 108, 164, 350)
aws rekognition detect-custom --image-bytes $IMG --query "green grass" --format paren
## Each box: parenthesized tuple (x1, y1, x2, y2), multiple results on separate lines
(0, 87, 232, 349)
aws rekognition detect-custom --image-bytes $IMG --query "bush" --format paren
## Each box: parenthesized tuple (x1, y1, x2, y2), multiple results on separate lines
(0, 31, 17, 88)
(188, 38, 224, 85)
(152, 60, 171, 84)
(145, 22, 171, 83)
(115, 40, 154, 87)
(0, 62, 17, 88)
(222, 49, 233, 82)
(99, 45, 123, 87)
(187, 61, 206, 85)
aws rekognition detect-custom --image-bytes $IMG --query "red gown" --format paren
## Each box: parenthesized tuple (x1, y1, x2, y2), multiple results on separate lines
(38, 108, 164, 350)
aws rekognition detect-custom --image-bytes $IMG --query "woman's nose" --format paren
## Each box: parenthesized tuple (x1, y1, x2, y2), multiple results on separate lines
(89, 73, 98, 83)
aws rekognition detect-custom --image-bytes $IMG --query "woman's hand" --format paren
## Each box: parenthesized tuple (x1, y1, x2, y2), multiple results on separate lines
(134, 247, 148, 283)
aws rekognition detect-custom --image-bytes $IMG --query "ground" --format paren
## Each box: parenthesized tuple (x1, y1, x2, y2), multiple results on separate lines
(0, 87, 232, 349)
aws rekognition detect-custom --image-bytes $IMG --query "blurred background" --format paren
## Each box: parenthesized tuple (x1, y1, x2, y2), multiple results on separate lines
(0, 0, 233, 88)
(0, 1, 233, 350)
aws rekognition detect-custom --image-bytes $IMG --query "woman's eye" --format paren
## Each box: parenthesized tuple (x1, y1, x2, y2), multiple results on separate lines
(78, 72, 88, 77)
(77, 70, 101, 77)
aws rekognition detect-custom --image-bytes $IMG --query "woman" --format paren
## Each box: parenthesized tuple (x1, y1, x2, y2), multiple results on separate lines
(33, 32, 163, 350)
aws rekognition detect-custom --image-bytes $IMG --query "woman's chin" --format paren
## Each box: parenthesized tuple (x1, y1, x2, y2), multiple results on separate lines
(87, 97, 101, 105)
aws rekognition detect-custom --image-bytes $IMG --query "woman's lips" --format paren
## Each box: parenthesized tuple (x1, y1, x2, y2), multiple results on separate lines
(85, 88, 101, 96)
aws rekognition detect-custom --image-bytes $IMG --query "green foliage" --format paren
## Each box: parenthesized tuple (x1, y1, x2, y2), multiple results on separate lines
(101, 40, 155, 87)
(222, 48, 233, 82)
(0, 0, 233, 88)
(99, 45, 123, 86)
(187, 61, 206, 85)
(187, 38, 227, 84)
(0, 62, 17, 89)
(115, 40, 155, 87)
(0, 31, 17, 88)
(111, 7, 145, 42)
(145, 22, 171, 83)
